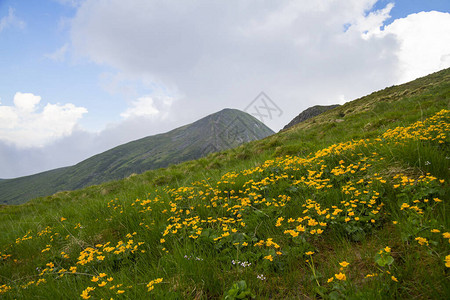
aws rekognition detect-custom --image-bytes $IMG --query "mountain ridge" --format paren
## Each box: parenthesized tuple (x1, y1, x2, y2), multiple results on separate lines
(282, 104, 340, 130)
(0, 108, 274, 205)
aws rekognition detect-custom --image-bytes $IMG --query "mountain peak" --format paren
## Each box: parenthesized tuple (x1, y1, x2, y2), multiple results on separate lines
(0, 109, 274, 204)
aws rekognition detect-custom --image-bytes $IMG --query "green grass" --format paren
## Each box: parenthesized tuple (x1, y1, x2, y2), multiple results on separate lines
(0, 69, 450, 299)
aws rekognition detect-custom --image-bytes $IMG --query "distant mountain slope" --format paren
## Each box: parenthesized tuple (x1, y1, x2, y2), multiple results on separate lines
(0, 109, 274, 205)
(282, 104, 340, 130)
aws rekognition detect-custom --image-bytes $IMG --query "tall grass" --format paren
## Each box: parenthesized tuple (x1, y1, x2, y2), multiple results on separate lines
(1, 108, 449, 299)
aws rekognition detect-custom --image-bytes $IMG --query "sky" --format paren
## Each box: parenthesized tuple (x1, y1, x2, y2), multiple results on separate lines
(1, 0, 450, 178)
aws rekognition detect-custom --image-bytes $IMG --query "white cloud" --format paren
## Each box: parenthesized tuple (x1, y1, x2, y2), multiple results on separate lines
(0, 7, 25, 33)
(375, 11, 450, 83)
(0, 92, 87, 148)
(45, 43, 69, 62)
(120, 94, 175, 120)
(13, 92, 41, 113)
(121, 96, 159, 119)
(349, 2, 395, 39)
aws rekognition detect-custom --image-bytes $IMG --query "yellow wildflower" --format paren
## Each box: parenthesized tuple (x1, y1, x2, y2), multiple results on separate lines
(335, 272, 346, 281)
(264, 255, 273, 261)
(339, 261, 349, 267)
(80, 287, 95, 299)
(415, 237, 429, 246)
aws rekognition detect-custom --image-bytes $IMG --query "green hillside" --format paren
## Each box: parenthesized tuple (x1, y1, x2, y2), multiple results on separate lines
(0, 69, 449, 299)
(0, 109, 274, 205)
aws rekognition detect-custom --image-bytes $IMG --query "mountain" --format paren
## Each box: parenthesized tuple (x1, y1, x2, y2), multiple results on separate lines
(0, 69, 449, 299)
(0, 108, 274, 205)
(282, 104, 340, 130)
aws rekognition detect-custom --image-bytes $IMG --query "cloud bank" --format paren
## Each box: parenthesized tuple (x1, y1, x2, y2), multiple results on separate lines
(377, 11, 450, 83)
(0, 92, 87, 148)
(70, 0, 403, 132)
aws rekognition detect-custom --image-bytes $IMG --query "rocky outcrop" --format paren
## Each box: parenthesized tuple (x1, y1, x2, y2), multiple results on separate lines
(283, 104, 340, 130)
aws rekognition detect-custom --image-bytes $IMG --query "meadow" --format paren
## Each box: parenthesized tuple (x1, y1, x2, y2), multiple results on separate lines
(1, 69, 450, 299)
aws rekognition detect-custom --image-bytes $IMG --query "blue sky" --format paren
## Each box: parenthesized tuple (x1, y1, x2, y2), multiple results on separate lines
(0, 0, 122, 131)
(1, 0, 450, 178)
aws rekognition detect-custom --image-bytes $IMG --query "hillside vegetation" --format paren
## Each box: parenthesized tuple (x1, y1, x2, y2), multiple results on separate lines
(0, 109, 273, 205)
(0, 69, 449, 299)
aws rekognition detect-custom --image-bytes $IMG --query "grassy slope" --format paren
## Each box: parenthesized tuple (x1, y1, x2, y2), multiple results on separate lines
(0, 69, 449, 299)
(0, 109, 274, 205)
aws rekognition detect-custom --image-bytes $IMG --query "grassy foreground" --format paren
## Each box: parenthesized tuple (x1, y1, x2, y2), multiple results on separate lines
(0, 70, 450, 299)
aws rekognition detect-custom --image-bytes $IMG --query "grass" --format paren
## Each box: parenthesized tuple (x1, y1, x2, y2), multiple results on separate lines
(0, 69, 449, 299)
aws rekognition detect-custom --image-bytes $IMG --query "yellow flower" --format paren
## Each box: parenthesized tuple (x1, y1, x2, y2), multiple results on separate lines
(305, 251, 314, 256)
(91, 276, 99, 282)
(415, 237, 429, 246)
(117, 290, 125, 294)
(98, 281, 107, 287)
(60, 217, 66, 222)
(391, 276, 398, 282)
(264, 255, 273, 261)
(80, 287, 95, 299)
(99, 273, 107, 278)
(445, 255, 450, 268)
(327, 277, 334, 283)
(146, 278, 163, 292)
(384, 246, 391, 253)
(335, 272, 346, 281)
(430, 229, 440, 233)
(339, 261, 349, 268)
